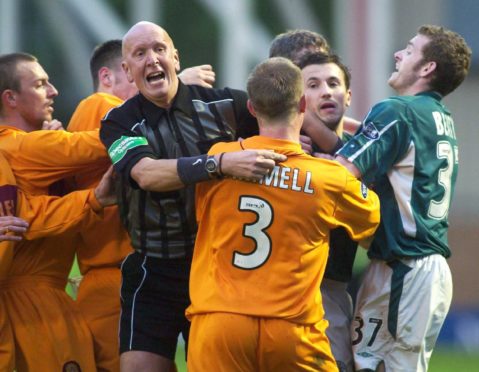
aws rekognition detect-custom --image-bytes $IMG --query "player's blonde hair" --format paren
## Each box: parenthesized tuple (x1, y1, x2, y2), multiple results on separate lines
(247, 57, 303, 121)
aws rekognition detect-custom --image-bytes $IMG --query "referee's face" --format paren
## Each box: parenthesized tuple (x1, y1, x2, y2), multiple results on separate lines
(122, 22, 180, 108)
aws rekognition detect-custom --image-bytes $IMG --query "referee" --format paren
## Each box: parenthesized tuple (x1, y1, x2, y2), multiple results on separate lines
(100, 21, 285, 372)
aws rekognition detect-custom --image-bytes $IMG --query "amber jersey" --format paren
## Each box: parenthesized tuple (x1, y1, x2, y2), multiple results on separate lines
(0, 124, 108, 280)
(67, 92, 133, 273)
(0, 125, 109, 195)
(0, 152, 103, 279)
(187, 136, 380, 324)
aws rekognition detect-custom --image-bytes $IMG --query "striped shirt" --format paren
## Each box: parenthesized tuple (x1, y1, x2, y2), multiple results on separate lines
(100, 81, 257, 258)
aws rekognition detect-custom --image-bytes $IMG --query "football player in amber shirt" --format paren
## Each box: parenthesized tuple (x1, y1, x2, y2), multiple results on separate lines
(186, 57, 380, 372)
(0, 52, 115, 371)
(67, 40, 137, 372)
(0, 151, 114, 371)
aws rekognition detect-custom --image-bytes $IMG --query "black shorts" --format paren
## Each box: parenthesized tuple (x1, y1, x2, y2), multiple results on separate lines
(119, 251, 191, 360)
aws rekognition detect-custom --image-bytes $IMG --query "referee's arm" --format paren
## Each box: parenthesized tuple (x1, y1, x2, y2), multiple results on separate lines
(130, 150, 286, 192)
(131, 157, 182, 192)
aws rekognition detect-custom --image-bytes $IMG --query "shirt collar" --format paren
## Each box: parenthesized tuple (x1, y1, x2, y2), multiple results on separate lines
(416, 91, 443, 101)
(137, 80, 193, 119)
(241, 135, 305, 157)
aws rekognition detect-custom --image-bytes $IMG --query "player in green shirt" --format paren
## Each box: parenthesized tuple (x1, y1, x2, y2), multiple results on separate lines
(336, 25, 471, 372)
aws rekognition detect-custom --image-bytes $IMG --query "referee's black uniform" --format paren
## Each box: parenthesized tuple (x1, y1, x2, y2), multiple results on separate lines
(100, 81, 257, 359)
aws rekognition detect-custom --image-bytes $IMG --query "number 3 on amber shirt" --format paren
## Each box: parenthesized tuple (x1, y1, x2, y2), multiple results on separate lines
(233, 195, 273, 270)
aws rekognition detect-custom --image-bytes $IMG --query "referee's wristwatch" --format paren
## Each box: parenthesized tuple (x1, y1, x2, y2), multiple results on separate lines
(205, 155, 222, 179)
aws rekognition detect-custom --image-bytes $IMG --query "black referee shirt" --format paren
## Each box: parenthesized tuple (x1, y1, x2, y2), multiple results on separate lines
(100, 81, 258, 258)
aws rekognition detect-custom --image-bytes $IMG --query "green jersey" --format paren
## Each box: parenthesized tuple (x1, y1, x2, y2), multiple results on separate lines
(338, 92, 457, 261)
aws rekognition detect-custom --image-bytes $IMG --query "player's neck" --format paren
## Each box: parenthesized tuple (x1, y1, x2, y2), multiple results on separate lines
(0, 112, 38, 132)
(97, 86, 114, 96)
(259, 122, 300, 143)
(335, 119, 344, 138)
(395, 79, 431, 96)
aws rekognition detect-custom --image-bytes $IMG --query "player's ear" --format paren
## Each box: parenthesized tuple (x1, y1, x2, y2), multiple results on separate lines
(420, 61, 436, 78)
(299, 95, 306, 113)
(174, 49, 181, 72)
(247, 99, 257, 117)
(122, 61, 134, 83)
(99, 67, 112, 87)
(345, 89, 352, 108)
(1, 90, 17, 109)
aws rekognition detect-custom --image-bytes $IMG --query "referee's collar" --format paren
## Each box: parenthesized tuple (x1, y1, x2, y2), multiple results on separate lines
(137, 80, 193, 118)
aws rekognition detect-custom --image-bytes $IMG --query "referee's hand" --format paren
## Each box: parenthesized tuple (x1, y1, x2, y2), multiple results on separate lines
(220, 149, 286, 182)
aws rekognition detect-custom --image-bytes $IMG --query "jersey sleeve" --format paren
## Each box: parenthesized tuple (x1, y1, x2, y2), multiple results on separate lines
(328, 170, 380, 242)
(5, 129, 110, 191)
(18, 189, 103, 240)
(99, 102, 156, 178)
(0, 156, 17, 276)
(337, 99, 412, 185)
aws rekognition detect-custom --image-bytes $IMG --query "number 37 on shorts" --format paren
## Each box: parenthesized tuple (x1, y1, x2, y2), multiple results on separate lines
(352, 316, 383, 347)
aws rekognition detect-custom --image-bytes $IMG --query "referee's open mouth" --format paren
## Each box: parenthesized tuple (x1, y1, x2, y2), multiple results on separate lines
(146, 71, 166, 83)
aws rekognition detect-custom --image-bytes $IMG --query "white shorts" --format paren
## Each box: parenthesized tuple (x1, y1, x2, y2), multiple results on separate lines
(321, 278, 354, 372)
(351, 255, 452, 372)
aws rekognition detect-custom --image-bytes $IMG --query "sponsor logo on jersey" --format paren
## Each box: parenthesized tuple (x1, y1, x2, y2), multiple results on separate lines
(357, 351, 374, 358)
(108, 136, 148, 164)
(361, 122, 379, 140)
(62, 360, 81, 372)
(360, 182, 368, 198)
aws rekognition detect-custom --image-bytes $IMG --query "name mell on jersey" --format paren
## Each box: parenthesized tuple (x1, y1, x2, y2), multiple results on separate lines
(258, 165, 314, 194)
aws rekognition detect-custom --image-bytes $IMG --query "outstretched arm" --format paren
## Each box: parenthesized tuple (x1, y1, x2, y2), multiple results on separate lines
(302, 110, 343, 154)
(335, 155, 362, 178)
(131, 150, 287, 192)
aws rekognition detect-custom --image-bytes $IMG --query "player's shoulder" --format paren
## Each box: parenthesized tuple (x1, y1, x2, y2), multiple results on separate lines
(187, 84, 246, 103)
(103, 94, 142, 123)
(208, 141, 242, 155)
(300, 155, 350, 177)
(298, 156, 353, 193)
(372, 95, 411, 113)
(94, 92, 123, 107)
(381, 93, 439, 110)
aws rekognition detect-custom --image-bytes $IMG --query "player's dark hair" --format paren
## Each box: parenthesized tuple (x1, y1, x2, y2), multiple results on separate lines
(269, 29, 330, 64)
(90, 39, 123, 91)
(297, 51, 352, 89)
